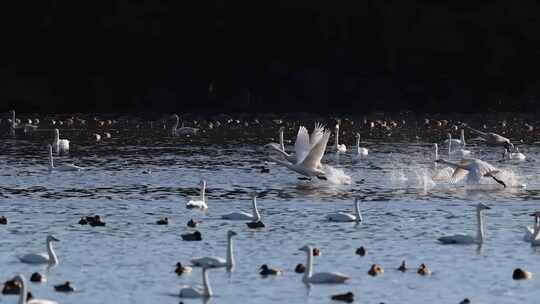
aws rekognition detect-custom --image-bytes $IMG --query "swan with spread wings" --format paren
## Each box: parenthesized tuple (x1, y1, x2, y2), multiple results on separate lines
(435, 158, 506, 187)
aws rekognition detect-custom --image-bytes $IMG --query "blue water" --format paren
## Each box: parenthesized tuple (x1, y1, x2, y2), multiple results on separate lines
(1, 125, 539, 304)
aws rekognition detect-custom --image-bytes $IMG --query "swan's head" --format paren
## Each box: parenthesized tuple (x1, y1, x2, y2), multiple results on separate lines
(227, 230, 237, 238)
(355, 133, 360, 139)
(54, 128, 59, 136)
(447, 133, 451, 138)
(298, 245, 312, 253)
(14, 274, 25, 285)
(200, 179, 206, 187)
(476, 203, 491, 211)
(279, 126, 285, 133)
(504, 142, 514, 153)
(47, 235, 60, 242)
(170, 114, 179, 120)
(335, 124, 340, 129)
(47, 144, 53, 152)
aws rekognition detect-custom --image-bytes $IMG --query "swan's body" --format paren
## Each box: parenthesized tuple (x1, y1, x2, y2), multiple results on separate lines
(435, 158, 505, 187)
(299, 245, 349, 284)
(221, 194, 261, 221)
(444, 129, 466, 147)
(19, 235, 59, 265)
(191, 231, 236, 269)
(334, 123, 346, 153)
(467, 126, 513, 150)
(525, 212, 540, 243)
(438, 203, 490, 245)
(14, 275, 58, 304)
(504, 148, 526, 161)
(326, 198, 362, 223)
(271, 125, 330, 179)
(186, 180, 208, 210)
(179, 267, 212, 298)
(355, 133, 368, 157)
(47, 145, 83, 172)
(52, 129, 69, 153)
(171, 114, 198, 136)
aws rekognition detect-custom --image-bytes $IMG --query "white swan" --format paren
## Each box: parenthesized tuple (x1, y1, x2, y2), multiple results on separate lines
(264, 127, 296, 163)
(19, 235, 59, 265)
(467, 126, 513, 150)
(179, 267, 212, 298)
(14, 275, 58, 304)
(448, 133, 471, 159)
(355, 133, 368, 157)
(52, 129, 69, 153)
(503, 147, 526, 161)
(191, 230, 237, 269)
(299, 245, 349, 284)
(327, 198, 363, 223)
(444, 129, 466, 146)
(334, 123, 346, 153)
(221, 193, 261, 221)
(271, 126, 331, 180)
(186, 180, 208, 210)
(47, 145, 83, 172)
(435, 158, 506, 187)
(438, 203, 490, 244)
(524, 211, 540, 242)
(432, 143, 453, 181)
(171, 114, 198, 136)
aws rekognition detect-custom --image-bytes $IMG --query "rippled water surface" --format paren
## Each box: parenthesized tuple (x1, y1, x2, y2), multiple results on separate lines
(1, 125, 540, 304)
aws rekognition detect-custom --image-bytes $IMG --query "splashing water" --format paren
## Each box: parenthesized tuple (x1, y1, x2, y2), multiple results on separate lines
(323, 165, 352, 185)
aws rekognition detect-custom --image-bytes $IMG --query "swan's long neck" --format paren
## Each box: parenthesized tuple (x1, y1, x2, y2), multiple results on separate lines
(11, 110, 16, 129)
(303, 248, 313, 282)
(18, 277, 27, 304)
(448, 134, 452, 159)
(47, 240, 58, 264)
(279, 129, 285, 152)
(202, 268, 212, 297)
(533, 217, 540, 240)
(354, 200, 362, 223)
(48, 146, 54, 170)
(335, 126, 340, 149)
(461, 129, 466, 146)
(356, 136, 360, 152)
(476, 208, 485, 243)
(54, 129, 60, 143)
(172, 115, 179, 134)
(252, 197, 261, 221)
(434, 144, 439, 161)
(226, 235, 235, 268)
(200, 181, 206, 201)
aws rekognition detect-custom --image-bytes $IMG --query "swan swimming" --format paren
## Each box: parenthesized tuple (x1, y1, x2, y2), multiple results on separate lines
(448, 132, 471, 158)
(47, 145, 84, 172)
(355, 133, 368, 157)
(171, 114, 199, 136)
(186, 180, 208, 210)
(444, 129, 466, 147)
(299, 245, 349, 284)
(178, 267, 213, 298)
(334, 122, 347, 153)
(326, 198, 363, 223)
(264, 127, 294, 161)
(271, 126, 331, 180)
(435, 158, 506, 187)
(19, 235, 60, 265)
(14, 275, 58, 304)
(221, 193, 261, 221)
(523, 211, 540, 242)
(52, 129, 69, 153)
(438, 203, 490, 245)
(191, 230, 237, 269)
(503, 147, 526, 161)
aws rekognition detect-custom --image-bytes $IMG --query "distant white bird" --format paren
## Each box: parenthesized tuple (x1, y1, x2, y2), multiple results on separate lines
(221, 193, 261, 221)
(298, 245, 349, 284)
(435, 158, 506, 187)
(186, 180, 208, 210)
(327, 198, 363, 223)
(19, 235, 59, 265)
(355, 133, 368, 157)
(264, 126, 296, 163)
(524, 211, 540, 242)
(171, 114, 198, 136)
(14, 274, 58, 304)
(447, 131, 471, 158)
(444, 129, 466, 147)
(271, 126, 330, 180)
(179, 267, 213, 298)
(191, 230, 237, 269)
(334, 123, 346, 153)
(52, 129, 70, 153)
(438, 203, 490, 245)
(47, 145, 84, 172)
(503, 147, 526, 161)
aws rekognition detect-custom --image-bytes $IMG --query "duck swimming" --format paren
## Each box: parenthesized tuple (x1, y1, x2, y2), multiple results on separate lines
(368, 264, 384, 276)
(30, 273, 45, 283)
(175, 262, 192, 275)
(181, 231, 202, 241)
(259, 264, 281, 276)
(331, 292, 354, 303)
(156, 217, 169, 225)
(0, 215, 7, 224)
(512, 268, 532, 280)
(246, 220, 265, 229)
(54, 281, 75, 292)
(417, 263, 431, 276)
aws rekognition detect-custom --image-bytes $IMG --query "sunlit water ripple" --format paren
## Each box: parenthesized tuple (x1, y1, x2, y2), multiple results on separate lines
(1, 128, 539, 304)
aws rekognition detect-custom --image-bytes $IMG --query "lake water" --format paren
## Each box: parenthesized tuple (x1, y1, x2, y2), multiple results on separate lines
(1, 120, 539, 304)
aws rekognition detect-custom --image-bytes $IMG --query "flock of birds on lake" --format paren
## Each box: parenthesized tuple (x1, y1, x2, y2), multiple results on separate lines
(1, 109, 539, 303)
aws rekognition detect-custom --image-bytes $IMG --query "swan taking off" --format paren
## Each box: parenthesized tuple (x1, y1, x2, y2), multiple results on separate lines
(334, 122, 346, 153)
(467, 126, 513, 151)
(191, 230, 237, 269)
(14, 275, 58, 304)
(271, 125, 331, 180)
(171, 114, 199, 136)
(326, 198, 363, 223)
(435, 158, 506, 187)
(179, 267, 213, 298)
(47, 145, 84, 172)
(186, 180, 208, 210)
(19, 235, 60, 265)
(221, 193, 261, 221)
(299, 245, 349, 284)
(355, 133, 368, 157)
(438, 203, 490, 245)
(52, 129, 69, 153)
(523, 211, 540, 242)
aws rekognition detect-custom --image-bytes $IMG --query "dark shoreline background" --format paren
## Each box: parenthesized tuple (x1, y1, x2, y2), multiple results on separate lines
(2, 1, 540, 114)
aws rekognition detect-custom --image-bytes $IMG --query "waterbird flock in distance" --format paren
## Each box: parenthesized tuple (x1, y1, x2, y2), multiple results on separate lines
(0, 110, 537, 303)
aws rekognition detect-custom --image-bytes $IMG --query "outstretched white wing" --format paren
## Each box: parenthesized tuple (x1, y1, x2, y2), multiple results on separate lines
(301, 130, 331, 170)
(294, 126, 311, 164)
(309, 122, 325, 148)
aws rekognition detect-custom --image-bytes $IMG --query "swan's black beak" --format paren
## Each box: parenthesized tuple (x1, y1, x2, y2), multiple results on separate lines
(316, 176, 327, 180)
